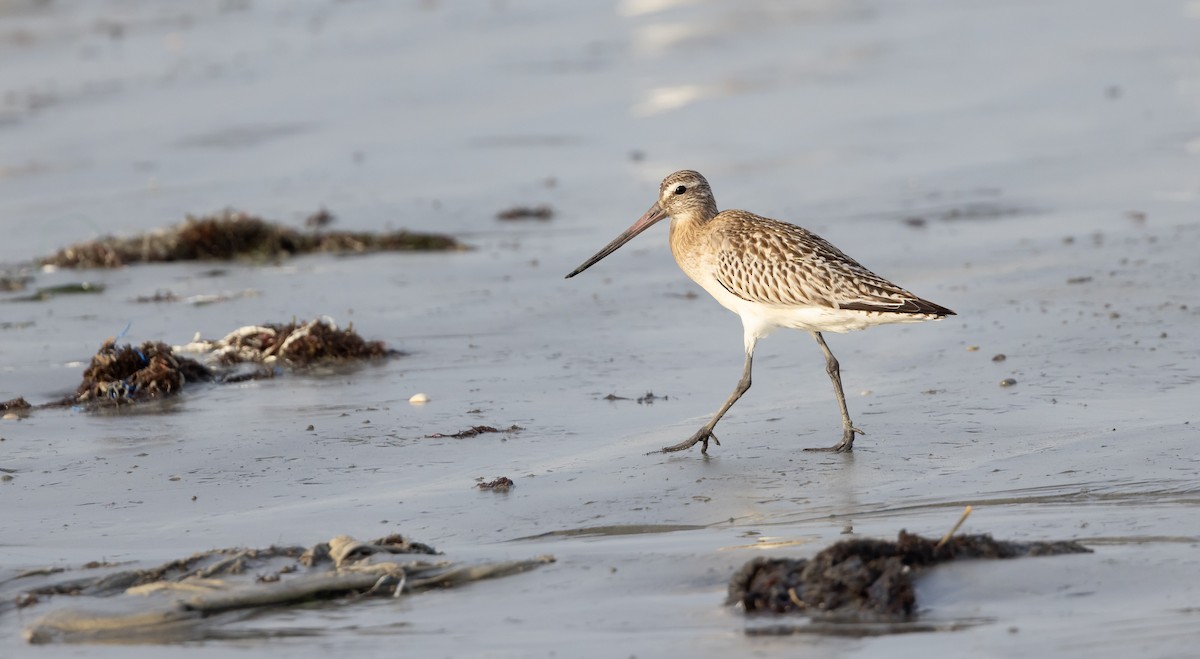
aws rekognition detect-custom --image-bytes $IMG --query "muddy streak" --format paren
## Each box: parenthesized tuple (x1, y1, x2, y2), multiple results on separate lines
(509, 525, 709, 541)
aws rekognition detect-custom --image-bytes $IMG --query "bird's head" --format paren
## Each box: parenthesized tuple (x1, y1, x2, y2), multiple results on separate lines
(564, 169, 717, 278)
(656, 170, 716, 222)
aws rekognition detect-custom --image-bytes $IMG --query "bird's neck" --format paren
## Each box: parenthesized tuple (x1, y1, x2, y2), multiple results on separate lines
(669, 211, 711, 259)
(669, 203, 718, 227)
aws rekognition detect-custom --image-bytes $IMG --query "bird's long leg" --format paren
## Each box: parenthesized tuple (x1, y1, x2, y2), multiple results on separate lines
(804, 331, 864, 453)
(659, 336, 757, 454)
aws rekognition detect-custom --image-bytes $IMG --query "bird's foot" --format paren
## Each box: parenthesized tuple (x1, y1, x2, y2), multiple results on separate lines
(656, 427, 721, 455)
(803, 425, 863, 453)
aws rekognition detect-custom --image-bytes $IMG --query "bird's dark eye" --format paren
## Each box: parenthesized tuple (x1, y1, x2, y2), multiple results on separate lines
(674, 185, 687, 195)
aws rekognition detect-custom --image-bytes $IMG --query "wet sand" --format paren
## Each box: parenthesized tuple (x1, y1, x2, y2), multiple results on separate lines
(2, 0, 1199, 656)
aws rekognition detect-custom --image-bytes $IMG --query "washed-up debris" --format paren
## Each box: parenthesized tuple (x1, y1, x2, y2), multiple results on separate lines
(409, 392, 430, 404)
(1000, 378, 1017, 387)
(476, 477, 514, 491)
(727, 530, 1090, 622)
(496, 205, 554, 221)
(1, 274, 31, 291)
(65, 340, 212, 407)
(175, 317, 393, 368)
(3, 397, 32, 419)
(425, 424, 522, 439)
(602, 392, 669, 404)
(439, 425, 501, 438)
(19, 318, 395, 411)
(7, 282, 105, 302)
(305, 207, 335, 228)
(38, 210, 463, 269)
(297, 534, 439, 567)
(133, 290, 180, 303)
(13, 533, 553, 644)
(1, 397, 31, 412)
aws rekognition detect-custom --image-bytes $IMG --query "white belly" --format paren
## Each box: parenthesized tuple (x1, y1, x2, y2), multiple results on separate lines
(691, 272, 933, 339)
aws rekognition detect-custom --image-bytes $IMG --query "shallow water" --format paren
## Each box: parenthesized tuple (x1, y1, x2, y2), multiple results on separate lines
(2, 0, 1199, 656)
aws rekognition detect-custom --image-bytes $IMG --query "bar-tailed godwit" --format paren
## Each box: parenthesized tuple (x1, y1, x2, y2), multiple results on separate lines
(566, 170, 954, 454)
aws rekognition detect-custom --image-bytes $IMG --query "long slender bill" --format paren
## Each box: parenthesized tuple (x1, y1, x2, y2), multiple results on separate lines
(565, 202, 667, 278)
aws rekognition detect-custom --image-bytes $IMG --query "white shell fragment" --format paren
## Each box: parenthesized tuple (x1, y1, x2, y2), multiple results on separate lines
(408, 393, 430, 404)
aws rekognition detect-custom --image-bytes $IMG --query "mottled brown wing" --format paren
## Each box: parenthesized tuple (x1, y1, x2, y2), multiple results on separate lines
(711, 212, 952, 315)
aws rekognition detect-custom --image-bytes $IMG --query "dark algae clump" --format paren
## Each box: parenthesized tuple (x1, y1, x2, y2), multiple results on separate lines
(190, 319, 394, 367)
(70, 340, 212, 407)
(426, 424, 523, 439)
(728, 530, 1091, 620)
(1, 397, 32, 412)
(28, 318, 395, 411)
(38, 210, 464, 268)
(496, 204, 554, 221)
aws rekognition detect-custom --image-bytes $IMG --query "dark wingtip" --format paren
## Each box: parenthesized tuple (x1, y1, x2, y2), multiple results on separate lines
(840, 298, 955, 316)
(916, 299, 956, 317)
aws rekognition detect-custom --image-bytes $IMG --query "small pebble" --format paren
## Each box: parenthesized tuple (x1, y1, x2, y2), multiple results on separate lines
(966, 345, 979, 352)
(1000, 378, 1017, 387)
(306, 424, 315, 431)
(992, 354, 1007, 362)
(409, 393, 430, 404)
(2, 413, 18, 421)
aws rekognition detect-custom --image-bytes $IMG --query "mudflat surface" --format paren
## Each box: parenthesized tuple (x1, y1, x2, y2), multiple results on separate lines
(2, 0, 1198, 656)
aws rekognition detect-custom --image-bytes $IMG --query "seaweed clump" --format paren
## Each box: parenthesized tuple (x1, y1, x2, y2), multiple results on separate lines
(70, 340, 212, 407)
(32, 318, 394, 411)
(727, 530, 1091, 620)
(2, 397, 32, 412)
(425, 424, 523, 439)
(496, 205, 554, 221)
(38, 210, 463, 269)
(177, 317, 394, 368)
(477, 477, 514, 491)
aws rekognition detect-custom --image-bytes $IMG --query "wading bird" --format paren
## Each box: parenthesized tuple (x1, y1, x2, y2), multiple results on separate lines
(566, 170, 953, 454)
